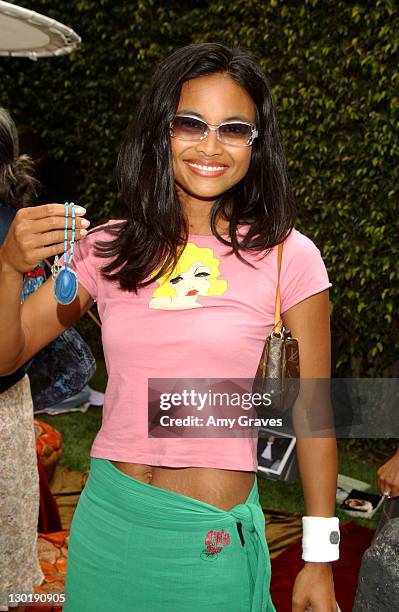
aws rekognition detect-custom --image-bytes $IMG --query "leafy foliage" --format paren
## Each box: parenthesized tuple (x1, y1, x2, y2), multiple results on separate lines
(1, 0, 397, 375)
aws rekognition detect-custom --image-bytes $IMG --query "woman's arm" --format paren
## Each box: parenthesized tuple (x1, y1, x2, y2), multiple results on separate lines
(0, 204, 93, 375)
(283, 288, 338, 517)
(282, 288, 339, 612)
(377, 447, 399, 498)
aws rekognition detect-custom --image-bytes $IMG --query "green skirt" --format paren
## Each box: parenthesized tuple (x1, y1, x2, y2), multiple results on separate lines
(64, 457, 275, 612)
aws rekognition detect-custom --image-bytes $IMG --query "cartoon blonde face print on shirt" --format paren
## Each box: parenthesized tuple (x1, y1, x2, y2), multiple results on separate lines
(149, 243, 228, 310)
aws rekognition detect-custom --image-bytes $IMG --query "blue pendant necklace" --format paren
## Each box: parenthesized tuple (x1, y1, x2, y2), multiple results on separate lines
(51, 202, 79, 305)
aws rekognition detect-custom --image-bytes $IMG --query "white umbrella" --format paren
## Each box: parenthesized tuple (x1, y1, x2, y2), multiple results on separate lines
(0, 0, 80, 60)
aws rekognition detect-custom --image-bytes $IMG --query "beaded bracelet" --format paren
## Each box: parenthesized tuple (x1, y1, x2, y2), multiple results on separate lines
(51, 202, 79, 305)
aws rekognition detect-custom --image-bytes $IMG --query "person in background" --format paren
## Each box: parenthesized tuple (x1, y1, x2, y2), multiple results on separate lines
(375, 447, 399, 536)
(0, 108, 44, 612)
(353, 451, 399, 610)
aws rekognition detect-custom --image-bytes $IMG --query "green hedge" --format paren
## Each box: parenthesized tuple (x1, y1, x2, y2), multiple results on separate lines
(1, 0, 398, 375)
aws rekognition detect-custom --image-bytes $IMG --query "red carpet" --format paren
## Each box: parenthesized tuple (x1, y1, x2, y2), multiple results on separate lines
(270, 521, 374, 611)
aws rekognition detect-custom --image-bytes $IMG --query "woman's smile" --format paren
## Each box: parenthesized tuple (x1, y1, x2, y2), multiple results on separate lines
(183, 159, 229, 178)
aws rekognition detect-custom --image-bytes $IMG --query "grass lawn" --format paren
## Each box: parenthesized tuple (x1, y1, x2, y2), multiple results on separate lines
(37, 359, 382, 530)
(258, 447, 381, 529)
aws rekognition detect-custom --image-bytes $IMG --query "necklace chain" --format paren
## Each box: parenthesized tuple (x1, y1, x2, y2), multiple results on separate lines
(51, 202, 76, 279)
(64, 202, 75, 266)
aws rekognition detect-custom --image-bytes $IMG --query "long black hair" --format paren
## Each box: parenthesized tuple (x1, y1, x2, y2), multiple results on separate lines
(0, 108, 39, 210)
(92, 42, 297, 292)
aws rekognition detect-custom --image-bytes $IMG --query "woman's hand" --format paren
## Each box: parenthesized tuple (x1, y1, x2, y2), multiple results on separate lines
(377, 448, 399, 498)
(292, 563, 338, 611)
(0, 203, 89, 274)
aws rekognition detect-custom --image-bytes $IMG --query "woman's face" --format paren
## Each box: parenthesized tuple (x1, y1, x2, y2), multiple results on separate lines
(171, 73, 257, 203)
(169, 262, 211, 297)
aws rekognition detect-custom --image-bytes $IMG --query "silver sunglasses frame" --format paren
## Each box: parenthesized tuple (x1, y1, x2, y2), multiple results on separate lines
(170, 114, 258, 147)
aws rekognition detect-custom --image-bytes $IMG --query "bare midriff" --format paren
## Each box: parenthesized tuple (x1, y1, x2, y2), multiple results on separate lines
(110, 461, 255, 511)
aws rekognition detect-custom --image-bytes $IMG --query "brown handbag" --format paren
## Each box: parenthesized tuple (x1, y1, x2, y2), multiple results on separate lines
(252, 242, 300, 418)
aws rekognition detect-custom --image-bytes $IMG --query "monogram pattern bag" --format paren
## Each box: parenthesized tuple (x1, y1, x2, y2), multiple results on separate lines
(252, 242, 300, 418)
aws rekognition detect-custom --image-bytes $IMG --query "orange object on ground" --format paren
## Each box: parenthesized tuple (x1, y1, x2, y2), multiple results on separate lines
(34, 419, 64, 482)
(25, 531, 69, 612)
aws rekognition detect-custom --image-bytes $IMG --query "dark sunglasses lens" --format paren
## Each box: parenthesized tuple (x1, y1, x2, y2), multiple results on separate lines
(171, 116, 206, 139)
(219, 123, 252, 144)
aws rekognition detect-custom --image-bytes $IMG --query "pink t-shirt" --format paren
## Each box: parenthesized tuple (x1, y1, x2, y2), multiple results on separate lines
(62, 222, 331, 471)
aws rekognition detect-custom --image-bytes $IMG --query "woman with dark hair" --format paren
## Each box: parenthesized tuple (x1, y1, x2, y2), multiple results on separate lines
(0, 44, 339, 611)
(0, 108, 44, 612)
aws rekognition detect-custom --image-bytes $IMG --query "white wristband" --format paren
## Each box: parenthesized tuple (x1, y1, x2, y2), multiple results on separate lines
(302, 516, 340, 562)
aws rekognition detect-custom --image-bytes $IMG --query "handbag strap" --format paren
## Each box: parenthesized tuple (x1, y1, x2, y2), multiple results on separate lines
(273, 243, 284, 335)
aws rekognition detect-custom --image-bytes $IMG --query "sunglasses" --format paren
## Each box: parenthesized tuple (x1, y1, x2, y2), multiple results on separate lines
(170, 114, 258, 147)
